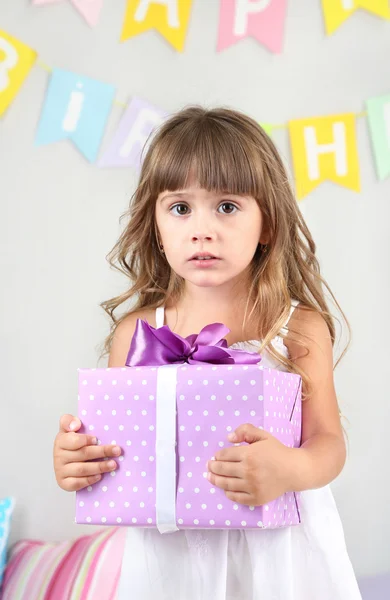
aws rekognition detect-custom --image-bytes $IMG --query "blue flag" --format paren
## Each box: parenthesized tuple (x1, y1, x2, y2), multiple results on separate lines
(35, 68, 115, 163)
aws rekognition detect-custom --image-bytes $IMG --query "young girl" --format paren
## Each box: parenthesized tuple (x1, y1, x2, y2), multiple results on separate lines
(54, 106, 362, 599)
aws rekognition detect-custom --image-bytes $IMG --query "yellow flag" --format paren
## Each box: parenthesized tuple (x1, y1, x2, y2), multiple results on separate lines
(288, 114, 360, 200)
(121, 0, 193, 52)
(321, 0, 390, 35)
(0, 30, 37, 117)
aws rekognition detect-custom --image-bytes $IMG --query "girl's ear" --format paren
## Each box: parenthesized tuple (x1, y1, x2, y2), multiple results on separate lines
(154, 222, 162, 245)
(259, 230, 270, 245)
(259, 218, 270, 246)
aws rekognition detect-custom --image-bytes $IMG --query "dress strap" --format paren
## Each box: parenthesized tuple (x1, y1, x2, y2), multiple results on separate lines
(155, 306, 165, 328)
(280, 299, 299, 335)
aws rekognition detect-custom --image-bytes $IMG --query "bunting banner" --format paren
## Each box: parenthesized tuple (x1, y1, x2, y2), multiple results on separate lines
(27, 0, 390, 52)
(1, 24, 390, 197)
(217, 0, 287, 53)
(0, 30, 37, 117)
(35, 68, 116, 162)
(99, 96, 167, 169)
(288, 114, 360, 199)
(321, 0, 390, 36)
(366, 94, 390, 181)
(121, 0, 193, 52)
(32, 0, 104, 28)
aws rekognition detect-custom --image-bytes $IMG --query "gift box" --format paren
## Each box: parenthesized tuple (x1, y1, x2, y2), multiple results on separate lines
(76, 321, 302, 532)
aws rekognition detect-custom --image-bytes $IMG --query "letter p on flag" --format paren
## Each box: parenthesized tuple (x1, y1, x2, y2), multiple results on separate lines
(217, 0, 287, 53)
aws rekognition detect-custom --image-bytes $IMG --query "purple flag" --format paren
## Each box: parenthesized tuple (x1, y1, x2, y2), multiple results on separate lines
(99, 96, 167, 169)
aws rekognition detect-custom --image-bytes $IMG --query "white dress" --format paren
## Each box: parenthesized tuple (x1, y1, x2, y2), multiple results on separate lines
(117, 304, 362, 600)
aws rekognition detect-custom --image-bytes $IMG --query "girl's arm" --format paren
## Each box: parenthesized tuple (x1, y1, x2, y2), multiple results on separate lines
(284, 306, 347, 491)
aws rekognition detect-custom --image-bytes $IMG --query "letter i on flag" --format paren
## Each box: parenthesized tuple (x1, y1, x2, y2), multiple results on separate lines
(217, 0, 287, 53)
(321, 0, 390, 36)
(35, 69, 115, 162)
(121, 0, 193, 52)
(32, 0, 104, 28)
(0, 30, 37, 117)
(366, 94, 390, 181)
(288, 114, 360, 200)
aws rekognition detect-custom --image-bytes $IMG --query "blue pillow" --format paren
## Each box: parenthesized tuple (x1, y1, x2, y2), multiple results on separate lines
(0, 497, 15, 587)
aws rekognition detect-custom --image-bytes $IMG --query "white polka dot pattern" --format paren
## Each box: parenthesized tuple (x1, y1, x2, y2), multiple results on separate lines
(76, 365, 302, 529)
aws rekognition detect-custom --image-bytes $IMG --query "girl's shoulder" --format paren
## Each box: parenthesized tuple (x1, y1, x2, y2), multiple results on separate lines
(283, 303, 332, 361)
(108, 308, 157, 368)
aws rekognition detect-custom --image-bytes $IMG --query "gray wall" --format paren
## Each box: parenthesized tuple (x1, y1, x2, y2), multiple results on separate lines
(1, 0, 389, 579)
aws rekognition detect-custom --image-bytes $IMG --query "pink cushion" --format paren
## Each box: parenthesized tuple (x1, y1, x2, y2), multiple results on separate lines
(1, 527, 126, 599)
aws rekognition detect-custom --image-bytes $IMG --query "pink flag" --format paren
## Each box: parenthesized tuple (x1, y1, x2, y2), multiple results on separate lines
(32, 0, 103, 28)
(217, 0, 287, 54)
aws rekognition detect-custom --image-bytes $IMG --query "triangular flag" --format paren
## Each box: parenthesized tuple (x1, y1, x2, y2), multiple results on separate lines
(0, 30, 37, 117)
(288, 113, 360, 199)
(99, 97, 167, 169)
(366, 94, 390, 181)
(32, 0, 104, 28)
(217, 0, 287, 54)
(121, 0, 193, 52)
(321, 0, 390, 35)
(35, 68, 115, 162)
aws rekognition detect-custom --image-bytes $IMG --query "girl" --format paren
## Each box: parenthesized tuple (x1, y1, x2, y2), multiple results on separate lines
(54, 106, 362, 599)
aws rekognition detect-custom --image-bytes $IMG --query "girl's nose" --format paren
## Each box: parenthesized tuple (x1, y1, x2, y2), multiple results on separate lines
(191, 232, 214, 242)
(190, 212, 216, 242)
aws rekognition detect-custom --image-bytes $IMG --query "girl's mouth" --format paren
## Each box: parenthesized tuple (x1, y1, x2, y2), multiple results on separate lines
(189, 254, 221, 267)
(189, 252, 219, 261)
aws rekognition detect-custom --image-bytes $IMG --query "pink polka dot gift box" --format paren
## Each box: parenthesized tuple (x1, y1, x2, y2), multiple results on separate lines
(76, 320, 302, 532)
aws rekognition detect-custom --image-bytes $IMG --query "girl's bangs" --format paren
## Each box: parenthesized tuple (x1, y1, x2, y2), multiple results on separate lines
(146, 122, 264, 199)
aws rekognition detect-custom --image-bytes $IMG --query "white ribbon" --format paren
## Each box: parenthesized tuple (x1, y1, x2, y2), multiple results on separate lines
(155, 365, 179, 534)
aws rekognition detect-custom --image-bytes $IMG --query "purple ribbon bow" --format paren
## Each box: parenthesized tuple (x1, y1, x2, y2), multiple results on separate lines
(126, 319, 261, 367)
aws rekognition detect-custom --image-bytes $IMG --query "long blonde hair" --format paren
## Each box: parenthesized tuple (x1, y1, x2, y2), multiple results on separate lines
(99, 105, 350, 411)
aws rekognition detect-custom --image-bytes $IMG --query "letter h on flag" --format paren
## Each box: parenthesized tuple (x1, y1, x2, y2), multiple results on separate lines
(288, 114, 360, 200)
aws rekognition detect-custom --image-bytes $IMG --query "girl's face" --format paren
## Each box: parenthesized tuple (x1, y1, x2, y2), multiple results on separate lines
(155, 181, 267, 289)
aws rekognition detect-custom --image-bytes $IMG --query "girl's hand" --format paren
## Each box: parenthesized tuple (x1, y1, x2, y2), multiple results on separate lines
(53, 414, 122, 492)
(206, 423, 297, 506)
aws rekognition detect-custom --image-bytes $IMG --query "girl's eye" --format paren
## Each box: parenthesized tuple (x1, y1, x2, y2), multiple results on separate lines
(170, 202, 238, 216)
(170, 203, 190, 216)
(218, 202, 237, 214)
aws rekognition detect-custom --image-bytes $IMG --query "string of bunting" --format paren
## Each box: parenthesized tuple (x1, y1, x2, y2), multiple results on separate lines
(30, 0, 390, 51)
(1, 2, 389, 199)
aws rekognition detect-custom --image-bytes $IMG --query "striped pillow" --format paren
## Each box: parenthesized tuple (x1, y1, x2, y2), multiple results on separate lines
(0, 497, 15, 587)
(1, 527, 126, 600)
